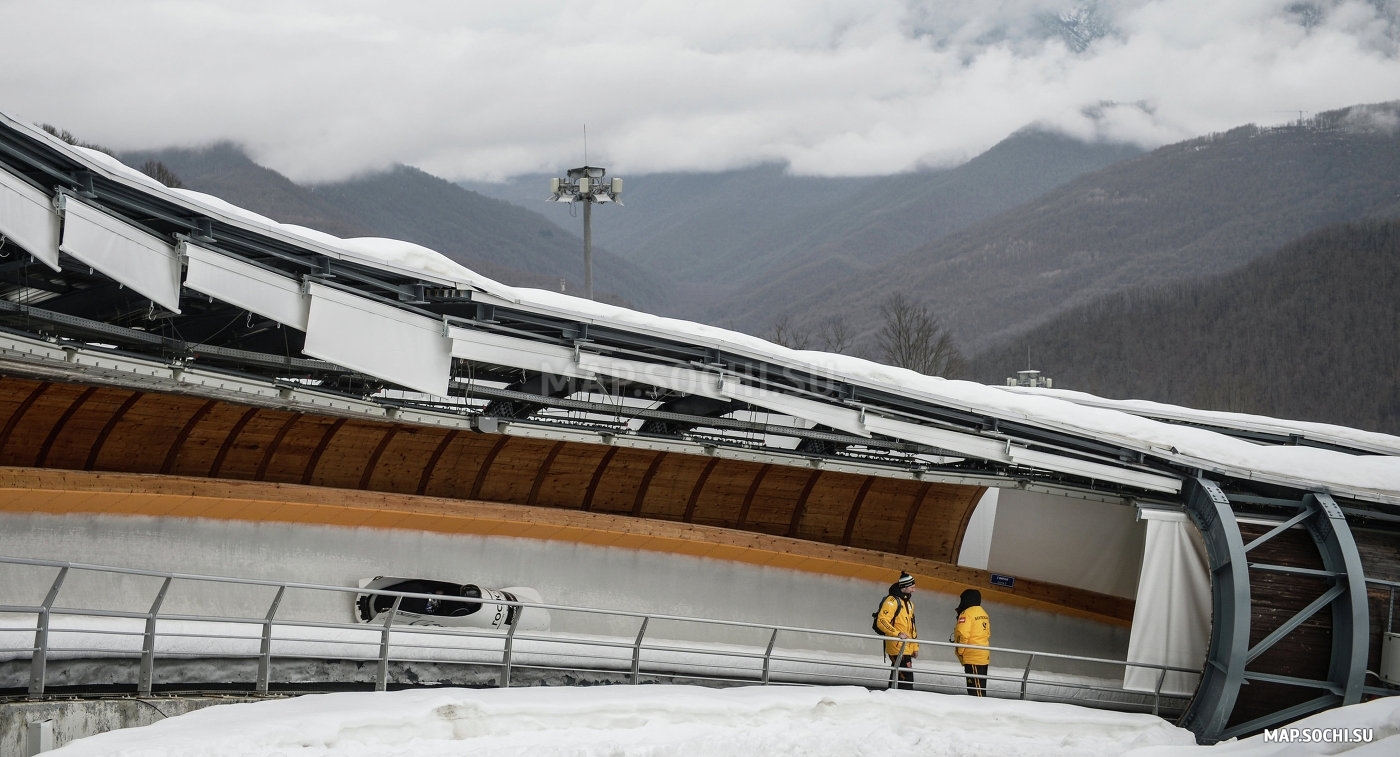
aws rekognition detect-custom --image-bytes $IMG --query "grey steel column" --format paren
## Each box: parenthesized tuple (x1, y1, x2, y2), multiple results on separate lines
(1307, 493, 1369, 707)
(583, 199, 593, 300)
(1178, 477, 1251, 743)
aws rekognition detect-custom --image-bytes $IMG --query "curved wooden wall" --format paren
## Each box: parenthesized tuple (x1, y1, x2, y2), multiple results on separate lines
(0, 376, 984, 564)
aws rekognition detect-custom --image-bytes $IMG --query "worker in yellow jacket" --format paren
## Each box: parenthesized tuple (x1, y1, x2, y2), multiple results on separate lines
(875, 572, 918, 689)
(952, 588, 991, 696)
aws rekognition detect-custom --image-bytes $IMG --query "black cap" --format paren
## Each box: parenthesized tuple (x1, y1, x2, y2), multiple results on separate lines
(896, 572, 916, 590)
(956, 589, 982, 613)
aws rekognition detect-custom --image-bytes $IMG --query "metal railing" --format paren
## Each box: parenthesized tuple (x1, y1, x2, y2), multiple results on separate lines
(0, 556, 1197, 715)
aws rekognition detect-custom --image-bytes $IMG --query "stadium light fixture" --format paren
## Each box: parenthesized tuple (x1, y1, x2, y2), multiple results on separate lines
(548, 165, 622, 300)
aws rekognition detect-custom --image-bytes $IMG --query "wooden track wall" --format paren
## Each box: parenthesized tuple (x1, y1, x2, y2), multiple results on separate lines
(1227, 523, 1400, 732)
(0, 376, 984, 564)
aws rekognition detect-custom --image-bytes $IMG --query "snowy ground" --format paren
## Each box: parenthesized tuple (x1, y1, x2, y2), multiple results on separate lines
(42, 684, 1399, 757)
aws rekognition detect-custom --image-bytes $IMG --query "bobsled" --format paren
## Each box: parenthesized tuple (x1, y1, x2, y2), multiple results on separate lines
(354, 576, 550, 630)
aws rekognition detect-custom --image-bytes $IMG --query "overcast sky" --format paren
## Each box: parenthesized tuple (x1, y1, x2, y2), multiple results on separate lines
(2, 1, 1397, 183)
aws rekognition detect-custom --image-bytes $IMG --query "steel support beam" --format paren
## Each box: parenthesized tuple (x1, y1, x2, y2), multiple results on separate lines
(1179, 476, 1251, 743)
(1179, 479, 1372, 743)
(1219, 492, 1369, 740)
(1306, 493, 1370, 707)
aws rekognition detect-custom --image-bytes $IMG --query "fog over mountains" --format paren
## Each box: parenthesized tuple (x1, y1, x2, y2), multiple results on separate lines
(121, 101, 1400, 434)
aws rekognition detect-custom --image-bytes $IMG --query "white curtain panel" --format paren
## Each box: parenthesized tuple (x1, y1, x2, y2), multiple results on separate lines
(0, 169, 61, 271)
(183, 242, 310, 331)
(304, 281, 452, 397)
(59, 195, 182, 312)
(1123, 509, 1210, 695)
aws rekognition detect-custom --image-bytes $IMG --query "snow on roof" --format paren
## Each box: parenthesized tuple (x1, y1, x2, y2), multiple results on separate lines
(335, 236, 519, 301)
(1009, 386, 1400, 455)
(168, 188, 282, 228)
(507, 289, 1400, 501)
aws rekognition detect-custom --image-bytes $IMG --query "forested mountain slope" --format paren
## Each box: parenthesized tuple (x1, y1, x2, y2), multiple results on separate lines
(968, 219, 1400, 435)
(758, 102, 1400, 353)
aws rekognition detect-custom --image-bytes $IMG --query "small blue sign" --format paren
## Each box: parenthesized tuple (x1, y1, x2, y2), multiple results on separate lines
(990, 573, 1015, 588)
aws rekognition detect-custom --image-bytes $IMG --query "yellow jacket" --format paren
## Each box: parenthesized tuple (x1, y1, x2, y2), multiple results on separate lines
(876, 594, 918, 658)
(953, 605, 991, 665)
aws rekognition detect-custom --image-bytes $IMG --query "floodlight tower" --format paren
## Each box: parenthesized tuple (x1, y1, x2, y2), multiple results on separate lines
(548, 165, 622, 300)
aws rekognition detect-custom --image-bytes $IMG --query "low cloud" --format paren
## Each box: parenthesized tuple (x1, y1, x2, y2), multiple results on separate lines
(2, 0, 1396, 182)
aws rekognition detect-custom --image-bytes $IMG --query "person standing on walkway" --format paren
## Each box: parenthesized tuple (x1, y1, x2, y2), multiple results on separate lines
(952, 588, 991, 696)
(876, 572, 918, 689)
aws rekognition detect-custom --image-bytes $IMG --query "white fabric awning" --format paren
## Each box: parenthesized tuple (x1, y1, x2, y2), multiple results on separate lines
(59, 195, 182, 313)
(0, 169, 61, 271)
(303, 281, 452, 397)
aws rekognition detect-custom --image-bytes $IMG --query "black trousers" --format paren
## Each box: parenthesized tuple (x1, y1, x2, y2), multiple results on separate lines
(963, 663, 988, 696)
(889, 654, 914, 690)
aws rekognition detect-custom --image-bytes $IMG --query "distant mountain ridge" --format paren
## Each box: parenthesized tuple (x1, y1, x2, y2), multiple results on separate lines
(751, 101, 1400, 353)
(462, 128, 1145, 317)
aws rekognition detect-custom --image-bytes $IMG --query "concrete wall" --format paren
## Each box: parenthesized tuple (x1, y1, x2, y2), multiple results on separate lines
(1, 697, 262, 755)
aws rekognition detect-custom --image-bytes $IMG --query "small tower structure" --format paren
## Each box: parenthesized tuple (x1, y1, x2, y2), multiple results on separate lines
(1006, 369, 1053, 389)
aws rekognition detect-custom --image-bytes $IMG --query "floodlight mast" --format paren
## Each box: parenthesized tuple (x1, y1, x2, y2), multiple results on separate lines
(548, 165, 622, 300)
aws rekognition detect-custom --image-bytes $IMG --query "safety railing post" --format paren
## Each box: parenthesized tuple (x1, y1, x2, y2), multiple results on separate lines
(888, 650, 904, 691)
(502, 616, 520, 688)
(256, 585, 286, 694)
(376, 595, 402, 692)
(28, 566, 68, 697)
(1153, 667, 1167, 717)
(630, 617, 649, 684)
(139, 577, 172, 696)
(1020, 653, 1035, 700)
(761, 628, 778, 684)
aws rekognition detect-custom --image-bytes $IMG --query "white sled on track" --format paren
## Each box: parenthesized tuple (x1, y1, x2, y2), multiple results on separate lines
(354, 576, 550, 630)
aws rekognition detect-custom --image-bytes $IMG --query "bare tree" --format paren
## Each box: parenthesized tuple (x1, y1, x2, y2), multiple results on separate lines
(770, 314, 811, 350)
(817, 315, 854, 354)
(140, 160, 185, 189)
(41, 123, 184, 188)
(877, 292, 966, 377)
(40, 123, 115, 155)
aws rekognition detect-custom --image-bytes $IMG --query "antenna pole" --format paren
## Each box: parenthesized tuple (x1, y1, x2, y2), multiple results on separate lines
(582, 123, 592, 299)
(583, 200, 593, 299)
